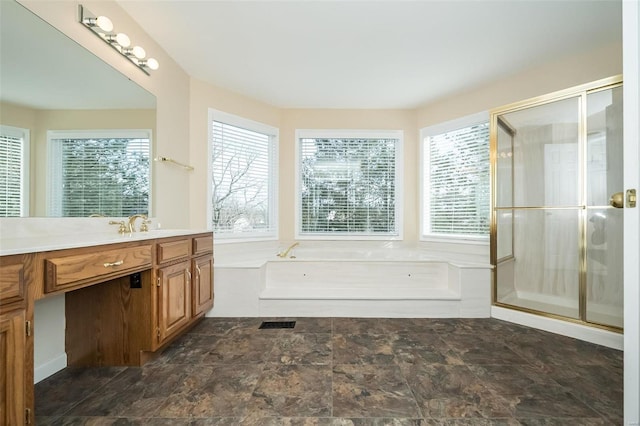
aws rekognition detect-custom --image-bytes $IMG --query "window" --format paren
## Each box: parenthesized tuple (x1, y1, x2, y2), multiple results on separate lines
(0, 125, 29, 217)
(47, 130, 151, 217)
(210, 110, 278, 240)
(297, 130, 402, 238)
(421, 112, 489, 240)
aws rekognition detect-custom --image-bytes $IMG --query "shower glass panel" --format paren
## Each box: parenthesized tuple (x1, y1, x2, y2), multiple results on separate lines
(496, 121, 513, 260)
(494, 96, 581, 319)
(492, 77, 623, 331)
(585, 86, 623, 328)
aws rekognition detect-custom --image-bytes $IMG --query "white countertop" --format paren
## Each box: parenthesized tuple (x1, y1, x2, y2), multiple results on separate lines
(0, 218, 211, 256)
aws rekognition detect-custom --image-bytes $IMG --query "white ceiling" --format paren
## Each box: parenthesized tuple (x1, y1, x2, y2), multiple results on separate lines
(117, 0, 622, 110)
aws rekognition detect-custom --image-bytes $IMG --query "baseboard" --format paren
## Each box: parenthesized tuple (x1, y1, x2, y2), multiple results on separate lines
(491, 305, 623, 350)
(34, 353, 67, 384)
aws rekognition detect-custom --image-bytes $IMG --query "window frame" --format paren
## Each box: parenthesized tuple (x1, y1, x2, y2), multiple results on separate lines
(295, 129, 403, 241)
(46, 129, 152, 217)
(420, 111, 490, 244)
(208, 109, 279, 242)
(0, 125, 30, 217)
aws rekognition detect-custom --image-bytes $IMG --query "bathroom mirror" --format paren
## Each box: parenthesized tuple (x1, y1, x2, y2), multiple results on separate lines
(0, 0, 156, 216)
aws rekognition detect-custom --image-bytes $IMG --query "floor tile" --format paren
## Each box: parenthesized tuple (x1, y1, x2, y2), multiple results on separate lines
(333, 363, 421, 418)
(332, 318, 389, 335)
(278, 317, 333, 334)
(467, 364, 558, 395)
(34, 317, 621, 425)
(392, 333, 464, 365)
(34, 366, 127, 417)
(189, 317, 263, 335)
(441, 334, 528, 365)
(200, 330, 278, 364)
(400, 363, 512, 419)
(333, 333, 396, 364)
(269, 332, 332, 365)
(245, 364, 332, 418)
(156, 364, 262, 418)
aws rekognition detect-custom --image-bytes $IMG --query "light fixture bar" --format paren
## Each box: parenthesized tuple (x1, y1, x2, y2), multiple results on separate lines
(79, 4, 159, 75)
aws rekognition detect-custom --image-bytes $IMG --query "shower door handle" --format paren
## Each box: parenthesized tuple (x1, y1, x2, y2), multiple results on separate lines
(609, 192, 624, 208)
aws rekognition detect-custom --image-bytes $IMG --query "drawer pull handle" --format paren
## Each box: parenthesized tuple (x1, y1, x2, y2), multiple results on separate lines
(104, 260, 124, 268)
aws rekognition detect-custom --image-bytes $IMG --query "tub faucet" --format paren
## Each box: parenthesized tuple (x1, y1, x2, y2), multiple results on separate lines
(277, 242, 299, 258)
(127, 214, 148, 232)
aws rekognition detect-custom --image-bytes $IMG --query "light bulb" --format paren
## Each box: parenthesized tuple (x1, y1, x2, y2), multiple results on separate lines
(131, 46, 146, 59)
(146, 58, 159, 70)
(95, 16, 113, 32)
(115, 33, 130, 48)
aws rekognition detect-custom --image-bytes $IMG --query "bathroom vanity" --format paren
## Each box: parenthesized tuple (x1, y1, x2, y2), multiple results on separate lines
(0, 229, 214, 425)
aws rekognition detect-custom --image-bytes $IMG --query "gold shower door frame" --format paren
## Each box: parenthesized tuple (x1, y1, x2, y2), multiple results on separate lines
(490, 75, 624, 332)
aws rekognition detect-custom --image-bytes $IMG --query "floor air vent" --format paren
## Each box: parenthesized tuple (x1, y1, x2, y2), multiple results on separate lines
(259, 321, 296, 329)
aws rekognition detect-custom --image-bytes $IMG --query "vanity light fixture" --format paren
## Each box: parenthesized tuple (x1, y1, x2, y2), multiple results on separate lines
(104, 32, 130, 48)
(129, 46, 146, 60)
(83, 15, 113, 32)
(79, 5, 159, 75)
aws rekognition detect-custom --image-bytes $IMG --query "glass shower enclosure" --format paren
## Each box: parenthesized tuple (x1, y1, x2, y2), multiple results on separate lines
(490, 76, 624, 330)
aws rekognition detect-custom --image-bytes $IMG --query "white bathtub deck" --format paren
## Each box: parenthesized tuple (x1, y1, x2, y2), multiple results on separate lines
(211, 247, 492, 318)
(259, 287, 460, 300)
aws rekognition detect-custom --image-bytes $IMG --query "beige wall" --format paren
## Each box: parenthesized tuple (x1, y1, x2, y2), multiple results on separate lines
(416, 41, 622, 128)
(16, 1, 623, 238)
(188, 93, 419, 239)
(188, 78, 281, 228)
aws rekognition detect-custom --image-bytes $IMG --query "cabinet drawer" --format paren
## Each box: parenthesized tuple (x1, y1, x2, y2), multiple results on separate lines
(0, 261, 25, 308)
(157, 239, 190, 264)
(193, 235, 213, 255)
(45, 245, 152, 293)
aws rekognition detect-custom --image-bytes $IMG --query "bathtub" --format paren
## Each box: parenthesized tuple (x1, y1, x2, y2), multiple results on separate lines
(211, 243, 492, 318)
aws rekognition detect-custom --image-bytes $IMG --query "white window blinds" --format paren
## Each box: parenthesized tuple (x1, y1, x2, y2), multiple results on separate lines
(48, 131, 150, 217)
(299, 134, 400, 236)
(0, 126, 29, 217)
(211, 119, 277, 238)
(424, 121, 489, 237)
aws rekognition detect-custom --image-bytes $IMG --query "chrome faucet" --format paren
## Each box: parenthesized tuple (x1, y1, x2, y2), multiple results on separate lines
(127, 214, 148, 232)
(277, 242, 299, 258)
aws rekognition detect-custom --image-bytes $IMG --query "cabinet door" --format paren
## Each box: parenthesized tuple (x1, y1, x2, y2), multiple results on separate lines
(157, 261, 191, 343)
(192, 255, 214, 316)
(0, 310, 25, 426)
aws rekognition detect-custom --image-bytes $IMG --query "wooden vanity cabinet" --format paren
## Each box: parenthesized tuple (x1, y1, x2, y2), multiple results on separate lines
(154, 234, 214, 347)
(156, 260, 192, 344)
(59, 233, 215, 359)
(0, 309, 26, 425)
(60, 233, 214, 358)
(0, 254, 33, 426)
(192, 235, 214, 317)
(0, 231, 213, 424)
(192, 255, 214, 317)
(44, 244, 152, 294)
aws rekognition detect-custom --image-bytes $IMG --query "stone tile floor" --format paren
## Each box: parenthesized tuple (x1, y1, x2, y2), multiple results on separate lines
(35, 317, 623, 425)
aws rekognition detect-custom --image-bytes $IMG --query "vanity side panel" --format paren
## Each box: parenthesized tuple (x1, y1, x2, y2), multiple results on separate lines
(0, 309, 25, 426)
(0, 252, 35, 425)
